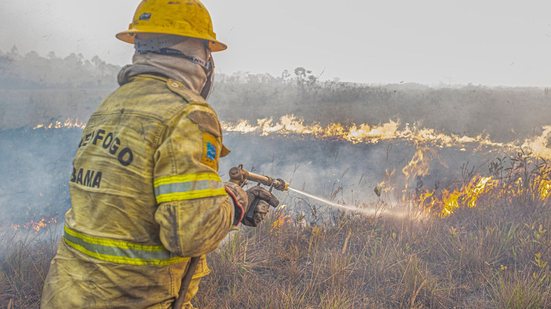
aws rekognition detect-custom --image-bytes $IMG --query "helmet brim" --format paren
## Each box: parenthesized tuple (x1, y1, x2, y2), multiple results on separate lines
(116, 30, 227, 52)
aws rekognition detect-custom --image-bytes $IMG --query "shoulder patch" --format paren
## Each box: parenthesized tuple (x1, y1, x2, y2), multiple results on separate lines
(201, 133, 219, 170)
(166, 79, 208, 106)
(187, 110, 221, 137)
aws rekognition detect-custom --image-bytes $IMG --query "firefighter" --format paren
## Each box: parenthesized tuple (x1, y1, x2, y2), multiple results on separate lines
(40, 1, 279, 308)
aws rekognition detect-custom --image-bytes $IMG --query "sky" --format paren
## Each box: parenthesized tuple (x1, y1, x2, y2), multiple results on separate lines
(1, 0, 551, 87)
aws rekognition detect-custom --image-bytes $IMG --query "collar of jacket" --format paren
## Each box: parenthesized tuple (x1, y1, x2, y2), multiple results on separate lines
(119, 70, 210, 108)
(119, 49, 208, 94)
(118, 64, 171, 86)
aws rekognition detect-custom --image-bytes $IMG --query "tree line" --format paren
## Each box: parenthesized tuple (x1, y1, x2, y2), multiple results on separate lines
(1, 48, 550, 140)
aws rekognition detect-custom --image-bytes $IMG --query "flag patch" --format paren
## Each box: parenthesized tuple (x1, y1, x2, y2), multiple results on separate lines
(206, 142, 216, 161)
(201, 133, 219, 170)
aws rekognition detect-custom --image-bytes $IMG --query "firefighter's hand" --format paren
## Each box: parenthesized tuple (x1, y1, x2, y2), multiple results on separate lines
(225, 182, 249, 226)
(243, 186, 280, 227)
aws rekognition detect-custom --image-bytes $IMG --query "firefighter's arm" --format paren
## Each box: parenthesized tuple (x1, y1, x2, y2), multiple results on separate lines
(153, 105, 243, 257)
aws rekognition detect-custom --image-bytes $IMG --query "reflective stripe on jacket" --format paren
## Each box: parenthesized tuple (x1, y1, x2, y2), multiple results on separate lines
(63, 225, 188, 266)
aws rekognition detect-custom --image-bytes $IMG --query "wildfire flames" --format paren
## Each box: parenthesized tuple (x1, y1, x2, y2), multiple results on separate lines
(33, 116, 551, 218)
(418, 173, 551, 218)
(11, 217, 57, 233)
(33, 118, 87, 130)
(418, 176, 499, 217)
(222, 115, 551, 160)
(34, 115, 551, 161)
(222, 116, 550, 216)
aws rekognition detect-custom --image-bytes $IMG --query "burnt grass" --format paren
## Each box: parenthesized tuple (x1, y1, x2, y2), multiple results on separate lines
(1, 130, 551, 308)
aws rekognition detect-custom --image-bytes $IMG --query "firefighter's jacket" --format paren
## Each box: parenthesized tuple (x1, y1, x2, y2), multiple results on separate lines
(41, 74, 235, 308)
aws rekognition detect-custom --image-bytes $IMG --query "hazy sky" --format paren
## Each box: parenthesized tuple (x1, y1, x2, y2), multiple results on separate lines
(1, 0, 551, 86)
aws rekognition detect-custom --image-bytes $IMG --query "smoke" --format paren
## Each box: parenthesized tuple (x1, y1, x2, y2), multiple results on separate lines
(0, 126, 492, 226)
(1, 54, 550, 226)
(0, 128, 80, 225)
(217, 132, 503, 223)
(2, 51, 551, 140)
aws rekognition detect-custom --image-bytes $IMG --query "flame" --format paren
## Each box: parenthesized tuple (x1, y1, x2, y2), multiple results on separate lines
(11, 217, 57, 233)
(31, 218, 48, 233)
(540, 179, 551, 201)
(222, 115, 551, 160)
(34, 115, 551, 160)
(34, 118, 87, 130)
(271, 215, 291, 230)
(423, 176, 499, 217)
(521, 126, 551, 160)
(418, 173, 551, 217)
(419, 191, 436, 210)
(441, 189, 461, 217)
(224, 115, 442, 146)
(465, 176, 499, 208)
(31, 115, 551, 219)
(402, 148, 431, 178)
(375, 170, 397, 197)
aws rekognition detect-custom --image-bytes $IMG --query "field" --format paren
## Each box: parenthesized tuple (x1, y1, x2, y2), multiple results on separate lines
(1, 127, 550, 308)
(2, 181, 551, 308)
(1, 51, 551, 308)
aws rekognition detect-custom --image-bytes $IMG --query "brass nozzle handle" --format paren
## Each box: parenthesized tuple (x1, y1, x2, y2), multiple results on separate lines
(229, 165, 289, 191)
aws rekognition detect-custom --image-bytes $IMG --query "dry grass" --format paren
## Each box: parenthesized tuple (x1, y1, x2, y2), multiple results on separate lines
(194, 196, 551, 309)
(0, 227, 58, 308)
(1, 181, 550, 308)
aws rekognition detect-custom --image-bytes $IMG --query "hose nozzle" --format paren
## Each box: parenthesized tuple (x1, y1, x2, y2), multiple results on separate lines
(229, 165, 289, 191)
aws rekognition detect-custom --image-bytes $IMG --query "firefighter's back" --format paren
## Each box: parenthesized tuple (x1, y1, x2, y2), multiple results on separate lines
(41, 75, 211, 309)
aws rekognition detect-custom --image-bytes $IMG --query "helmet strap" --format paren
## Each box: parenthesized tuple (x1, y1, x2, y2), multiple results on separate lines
(200, 55, 215, 99)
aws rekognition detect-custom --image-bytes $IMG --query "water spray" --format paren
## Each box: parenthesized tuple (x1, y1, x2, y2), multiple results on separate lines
(228, 165, 408, 218)
(287, 187, 381, 216)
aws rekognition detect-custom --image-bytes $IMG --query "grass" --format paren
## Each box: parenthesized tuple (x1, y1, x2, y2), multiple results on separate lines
(1, 172, 550, 308)
(0, 227, 58, 308)
(194, 196, 551, 309)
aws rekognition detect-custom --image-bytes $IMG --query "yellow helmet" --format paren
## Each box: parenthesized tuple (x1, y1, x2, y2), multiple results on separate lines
(116, 0, 227, 52)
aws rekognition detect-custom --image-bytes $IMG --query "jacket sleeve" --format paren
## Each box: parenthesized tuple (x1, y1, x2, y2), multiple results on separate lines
(153, 104, 234, 257)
